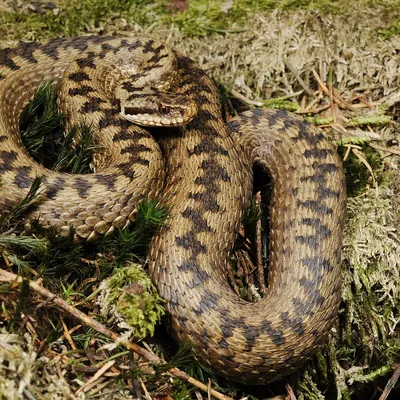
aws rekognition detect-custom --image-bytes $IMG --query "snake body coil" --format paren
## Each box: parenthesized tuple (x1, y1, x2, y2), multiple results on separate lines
(0, 36, 346, 384)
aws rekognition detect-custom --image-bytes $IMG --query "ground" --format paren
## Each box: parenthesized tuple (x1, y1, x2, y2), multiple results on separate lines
(0, 1, 399, 399)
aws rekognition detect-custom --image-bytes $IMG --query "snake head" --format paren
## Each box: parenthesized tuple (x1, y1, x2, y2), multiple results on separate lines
(119, 92, 198, 127)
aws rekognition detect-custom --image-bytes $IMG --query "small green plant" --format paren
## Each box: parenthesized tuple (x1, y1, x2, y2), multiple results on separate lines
(242, 200, 262, 238)
(53, 122, 100, 174)
(100, 199, 169, 266)
(20, 80, 97, 173)
(0, 177, 43, 231)
(60, 280, 79, 303)
(20, 80, 65, 165)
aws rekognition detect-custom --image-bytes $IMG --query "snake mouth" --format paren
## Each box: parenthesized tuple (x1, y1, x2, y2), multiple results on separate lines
(120, 103, 198, 127)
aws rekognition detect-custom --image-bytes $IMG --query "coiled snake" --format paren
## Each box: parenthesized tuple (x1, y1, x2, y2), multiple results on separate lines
(0, 36, 346, 384)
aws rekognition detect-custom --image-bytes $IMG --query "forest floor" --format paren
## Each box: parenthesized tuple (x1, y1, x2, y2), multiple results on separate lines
(0, 1, 399, 399)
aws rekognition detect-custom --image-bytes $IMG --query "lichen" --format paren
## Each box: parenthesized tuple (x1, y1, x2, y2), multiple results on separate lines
(0, 328, 73, 400)
(317, 188, 400, 399)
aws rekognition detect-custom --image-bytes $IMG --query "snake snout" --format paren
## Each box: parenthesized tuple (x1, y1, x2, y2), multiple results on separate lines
(120, 95, 198, 127)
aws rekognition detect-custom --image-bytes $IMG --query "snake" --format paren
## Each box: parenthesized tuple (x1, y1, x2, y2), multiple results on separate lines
(0, 36, 347, 384)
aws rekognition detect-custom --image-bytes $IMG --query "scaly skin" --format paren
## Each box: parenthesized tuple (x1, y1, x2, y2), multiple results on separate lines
(0, 37, 346, 384)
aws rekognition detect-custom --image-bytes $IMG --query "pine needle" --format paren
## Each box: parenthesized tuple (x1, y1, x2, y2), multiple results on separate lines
(0, 177, 42, 230)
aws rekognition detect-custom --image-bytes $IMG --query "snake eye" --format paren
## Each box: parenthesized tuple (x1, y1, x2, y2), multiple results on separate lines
(159, 105, 170, 115)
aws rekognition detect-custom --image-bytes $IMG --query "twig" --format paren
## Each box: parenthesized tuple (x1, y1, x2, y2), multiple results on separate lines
(283, 58, 313, 96)
(296, 103, 331, 115)
(312, 69, 330, 97)
(56, 362, 77, 399)
(23, 389, 37, 400)
(230, 89, 264, 106)
(0, 268, 233, 400)
(332, 87, 358, 111)
(85, 379, 112, 397)
(139, 378, 152, 400)
(76, 360, 116, 394)
(195, 390, 203, 400)
(61, 318, 77, 350)
(227, 261, 240, 296)
(348, 95, 377, 110)
(286, 383, 297, 400)
(328, 68, 336, 124)
(301, 92, 324, 113)
(351, 147, 377, 188)
(312, 69, 357, 111)
(369, 143, 400, 156)
(255, 192, 266, 295)
(238, 250, 254, 302)
(379, 364, 400, 400)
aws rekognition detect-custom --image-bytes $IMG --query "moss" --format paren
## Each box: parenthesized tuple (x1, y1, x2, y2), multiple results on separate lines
(0, 0, 164, 41)
(296, 184, 400, 399)
(97, 264, 165, 339)
(162, 0, 397, 36)
(2, 0, 400, 40)
(325, 189, 399, 398)
(379, 21, 400, 39)
(0, 330, 35, 400)
(376, 0, 400, 38)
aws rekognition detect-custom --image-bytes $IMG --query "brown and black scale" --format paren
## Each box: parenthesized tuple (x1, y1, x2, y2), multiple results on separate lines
(0, 37, 169, 241)
(149, 53, 346, 384)
(0, 37, 346, 384)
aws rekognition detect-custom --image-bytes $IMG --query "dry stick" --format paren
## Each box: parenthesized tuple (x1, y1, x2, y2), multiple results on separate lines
(327, 70, 337, 124)
(369, 143, 400, 156)
(76, 360, 116, 394)
(194, 390, 203, 400)
(139, 378, 152, 400)
(296, 103, 331, 115)
(351, 147, 377, 188)
(56, 362, 78, 400)
(61, 318, 77, 350)
(226, 261, 240, 296)
(255, 192, 266, 295)
(379, 364, 400, 400)
(283, 58, 313, 97)
(311, 69, 357, 111)
(285, 383, 297, 400)
(348, 95, 376, 110)
(230, 89, 264, 106)
(332, 87, 358, 111)
(0, 268, 233, 400)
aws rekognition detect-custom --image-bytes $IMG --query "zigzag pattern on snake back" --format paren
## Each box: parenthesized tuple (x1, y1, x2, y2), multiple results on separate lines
(0, 36, 347, 384)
